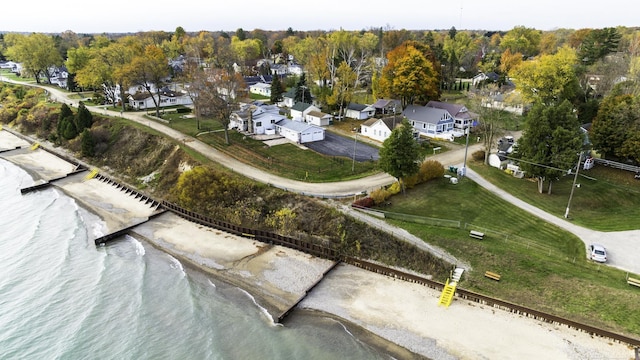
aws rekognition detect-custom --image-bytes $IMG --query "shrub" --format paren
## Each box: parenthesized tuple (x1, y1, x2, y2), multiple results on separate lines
(472, 150, 485, 161)
(370, 187, 391, 204)
(404, 173, 420, 189)
(352, 196, 375, 208)
(419, 160, 445, 182)
(388, 181, 402, 195)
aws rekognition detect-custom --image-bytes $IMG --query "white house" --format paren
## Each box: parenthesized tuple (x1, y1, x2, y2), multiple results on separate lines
(305, 110, 333, 126)
(345, 103, 376, 120)
(127, 87, 193, 110)
(360, 117, 400, 142)
(229, 102, 285, 134)
(425, 101, 478, 132)
(279, 88, 297, 108)
(249, 82, 271, 97)
(275, 119, 325, 143)
(290, 102, 320, 121)
(403, 104, 455, 139)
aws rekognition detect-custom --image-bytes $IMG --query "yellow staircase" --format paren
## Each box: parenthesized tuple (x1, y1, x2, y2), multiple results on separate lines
(438, 268, 465, 308)
(438, 279, 457, 307)
(84, 168, 99, 181)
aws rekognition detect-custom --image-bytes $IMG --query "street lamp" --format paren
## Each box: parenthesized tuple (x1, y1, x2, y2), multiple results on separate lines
(564, 152, 583, 218)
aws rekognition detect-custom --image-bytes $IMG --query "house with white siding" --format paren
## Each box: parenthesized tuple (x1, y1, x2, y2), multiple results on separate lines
(229, 102, 285, 134)
(127, 87, 193, 110)
(403, 104, 455, 140)
(249, 82, 271, 97)
(290, 102, 320, 121)
(275, 119, 325, 143)
(345, 103, 376, 120)
(425, 101, 478, 132)
(305, 110, 333, 126)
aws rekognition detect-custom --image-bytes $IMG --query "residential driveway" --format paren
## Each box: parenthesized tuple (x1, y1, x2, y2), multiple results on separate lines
(304, 131, 380, 162)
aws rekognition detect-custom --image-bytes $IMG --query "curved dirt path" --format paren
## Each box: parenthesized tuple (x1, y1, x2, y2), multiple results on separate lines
(4, 78, 638, 275)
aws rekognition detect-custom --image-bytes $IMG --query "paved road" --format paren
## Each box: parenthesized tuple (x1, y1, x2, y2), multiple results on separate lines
(3, 77, 638, 275)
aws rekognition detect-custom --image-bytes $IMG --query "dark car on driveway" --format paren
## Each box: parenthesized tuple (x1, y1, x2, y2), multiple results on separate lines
(304, 131, 379, 162)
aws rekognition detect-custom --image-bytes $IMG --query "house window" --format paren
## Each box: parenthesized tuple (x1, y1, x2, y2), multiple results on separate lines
(271, 119, 275, 124)
(256, 121, 262, 127)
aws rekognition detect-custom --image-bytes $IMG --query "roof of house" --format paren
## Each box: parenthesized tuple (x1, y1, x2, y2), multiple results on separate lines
(307, 110, 331, 118)
(371, 99, 401, 110)
(250, 82, 271, 89)
(276, 119, 323, 133)
(426, 101, 478, 120)
(291, 102, 314, 112)
(347, 103, 368, 111)
(282, 88, 297, 99)
(403, 105, 452, 124)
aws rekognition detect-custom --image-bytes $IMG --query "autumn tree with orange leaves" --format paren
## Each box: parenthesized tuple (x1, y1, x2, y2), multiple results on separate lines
(377, 41, 440, 107)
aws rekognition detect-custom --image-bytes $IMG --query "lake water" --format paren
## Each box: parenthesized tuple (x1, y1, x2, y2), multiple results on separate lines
(0, 159, 395, 360)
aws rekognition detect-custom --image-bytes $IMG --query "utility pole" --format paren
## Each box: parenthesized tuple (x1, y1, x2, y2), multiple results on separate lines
(461, 127, 470, 177)
(352, 133, 358, 172)
(564, 152, 583, 219)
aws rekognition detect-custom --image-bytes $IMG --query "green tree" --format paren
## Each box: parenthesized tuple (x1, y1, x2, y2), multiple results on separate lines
(80, 129, 95, 157)
(270, 75, 284, 104)
(578, 27, 621, 65)
(56, 103, 75, 140)
(511, 46, 580, 105)
(5, 33, 63, 84)
(75, 102, 93, 133)
(294, 73, 312, 103)
(327, 61, 356, 118)
(378, 119, 421, 194)
(500, 26, 542, 58)
(514, 100, 583, 194)
(125, 44, 170, 118)
(590, 88, 640, 160)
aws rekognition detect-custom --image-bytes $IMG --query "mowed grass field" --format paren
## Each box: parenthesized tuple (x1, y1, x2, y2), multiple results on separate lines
(375, 161, 640, 336)
(469, 160, 640, 231)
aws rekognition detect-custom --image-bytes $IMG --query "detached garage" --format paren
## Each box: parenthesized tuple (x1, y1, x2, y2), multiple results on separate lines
(275, 119, 325, 144)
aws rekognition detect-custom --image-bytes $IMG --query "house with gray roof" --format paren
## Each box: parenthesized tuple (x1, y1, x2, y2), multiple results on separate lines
(425, 101, 478, 131)
(345, 103, 376, 120)
(403, 104, 455, 140)
(229, 101, 285, 134)
(371, 99, 402, 115)
(306, 110, 333, 126)
(360, 117, 402, 142)
(278, 88, 297, 108)
(290, 102, 320, 121)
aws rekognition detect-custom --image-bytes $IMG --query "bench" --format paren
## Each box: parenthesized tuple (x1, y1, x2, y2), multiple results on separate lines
(433, 146, 442, 154)
(627, 274, 640, 288)
(470, 230, 485, 240)
(485, 271, 501, 281)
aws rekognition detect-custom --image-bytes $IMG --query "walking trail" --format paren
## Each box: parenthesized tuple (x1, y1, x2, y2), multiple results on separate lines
(3, 78, 638, 275)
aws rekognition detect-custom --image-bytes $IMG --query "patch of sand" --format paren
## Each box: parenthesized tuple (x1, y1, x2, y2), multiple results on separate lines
(0, 129, 30, 150)
(2, 148, 77, 180)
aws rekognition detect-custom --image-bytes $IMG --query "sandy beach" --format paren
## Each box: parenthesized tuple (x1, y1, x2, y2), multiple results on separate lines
(1, 129, 636, 359)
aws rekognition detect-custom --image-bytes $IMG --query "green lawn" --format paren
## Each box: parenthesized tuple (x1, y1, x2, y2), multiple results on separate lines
(376, 174, 640, 336)
(198, 130, 379, 182)
(469, 161, 640, 231)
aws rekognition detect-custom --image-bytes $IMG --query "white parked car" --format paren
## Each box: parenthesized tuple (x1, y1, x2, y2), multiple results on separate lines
(589, 244, 607, 263)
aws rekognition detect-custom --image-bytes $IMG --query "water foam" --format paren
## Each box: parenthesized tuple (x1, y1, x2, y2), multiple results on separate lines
(167, 254, 186, 277)
(236, 288, 280, 327)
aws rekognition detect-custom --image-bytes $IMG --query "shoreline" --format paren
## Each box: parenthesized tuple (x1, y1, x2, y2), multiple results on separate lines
(1, 129, 635, 360)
